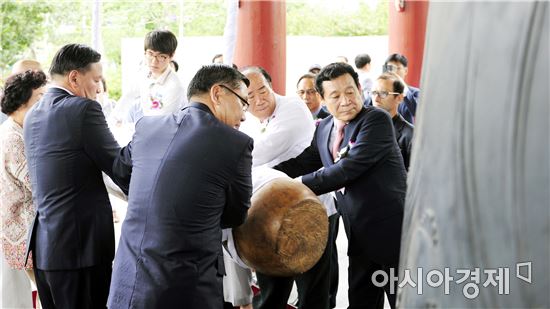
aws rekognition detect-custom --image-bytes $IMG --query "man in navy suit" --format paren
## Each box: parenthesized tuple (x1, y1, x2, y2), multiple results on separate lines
(275, 63, 407, 309)
(371, 72, 415, 171)
(24, 44, 124, 308)
(108, 64, 253, 309)
(296, 73, 330, 120)
(383, 53, 420, 124)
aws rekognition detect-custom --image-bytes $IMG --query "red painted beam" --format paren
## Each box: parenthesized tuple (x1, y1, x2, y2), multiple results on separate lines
(234, 0, 287, 95)
(388, 0, 429, 87)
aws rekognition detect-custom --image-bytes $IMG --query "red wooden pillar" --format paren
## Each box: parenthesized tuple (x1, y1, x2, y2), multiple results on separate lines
(234, 0, 286, 95)
(388, 0, 429, 87)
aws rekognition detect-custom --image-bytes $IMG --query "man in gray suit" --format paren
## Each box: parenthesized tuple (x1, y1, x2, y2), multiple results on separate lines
(108, 64, 253, 309)
(23, 44, 124, 308)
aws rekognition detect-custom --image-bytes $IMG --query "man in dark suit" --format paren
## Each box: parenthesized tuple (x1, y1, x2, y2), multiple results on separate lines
(23, 44, 124, 308)
(274, 63, 407, 309)
(383, 53, 420, 124)
(108, 64, 253, 309)
(371, 72, 414, 171)
(296, 71, 338, 308)
(296, 73, 330, 120)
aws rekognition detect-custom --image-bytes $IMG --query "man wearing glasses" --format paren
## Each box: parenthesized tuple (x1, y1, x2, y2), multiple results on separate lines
(113, 30, 187, 124)
(108, 64, 252, 308)
(371, 72, 415, 171)
(383, 53, 420, 124)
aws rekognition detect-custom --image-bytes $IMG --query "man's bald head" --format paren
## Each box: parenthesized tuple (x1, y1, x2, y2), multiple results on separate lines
(11, 59, 43, 75)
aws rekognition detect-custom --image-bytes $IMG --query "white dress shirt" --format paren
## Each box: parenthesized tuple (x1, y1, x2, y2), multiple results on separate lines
(240, 94, 315, 168)
(113, 67, 187, 123)
(240, 93, 336, 216)
(223, 94, 335, 304)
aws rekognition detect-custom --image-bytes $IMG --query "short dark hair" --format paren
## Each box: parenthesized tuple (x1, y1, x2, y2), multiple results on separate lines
(384, 53, 408, 67)
(49, 44, 101, 77)
(240, 66, 273, 87)
(296, 73, 316, 88)
(354, 54, 371, 69)
(187, 64, 250, 101)
(212, 54, 223, 63)
(377, 72, 405, 95)
(144, 30, 178, 56)
(315, 63, 360, 98)
(1, 70, 47, 115)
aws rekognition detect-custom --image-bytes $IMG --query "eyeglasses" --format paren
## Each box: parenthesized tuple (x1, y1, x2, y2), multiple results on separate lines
(219, 84, 249, 112)
(145, 51, 169, 63)
(370, 90, 400, 99)
(383, 64, 404, 73)
(296, 89, 317, 96)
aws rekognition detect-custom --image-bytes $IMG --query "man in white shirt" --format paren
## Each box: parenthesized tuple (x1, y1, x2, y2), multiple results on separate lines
(355, 53, 373, 100)
(113, 30, 187, 124)
(239, 67, 314, 168)
(223, 66, 316, 308)
(239, 66, 337, 309)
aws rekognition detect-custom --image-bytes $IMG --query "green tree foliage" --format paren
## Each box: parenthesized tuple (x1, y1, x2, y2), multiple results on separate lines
(0, 0, 51, 79)
(287, 1, 388, 36)
(1, 0, 387, 98)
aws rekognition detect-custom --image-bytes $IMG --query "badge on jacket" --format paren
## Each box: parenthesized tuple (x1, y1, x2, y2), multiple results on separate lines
(334, 140, 356, 163)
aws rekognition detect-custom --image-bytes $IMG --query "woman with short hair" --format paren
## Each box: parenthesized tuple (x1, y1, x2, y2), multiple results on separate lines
(0, 69, 47, 308)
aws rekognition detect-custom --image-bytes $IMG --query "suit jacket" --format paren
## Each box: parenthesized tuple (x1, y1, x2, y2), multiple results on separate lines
(315, 107, 331, 120)
(398, 86, 420, 124)
(108, 102, 253, 309)
(23, 87, 121, 270)
(275, 106, 407, 264)
(393, 114, 414, 171)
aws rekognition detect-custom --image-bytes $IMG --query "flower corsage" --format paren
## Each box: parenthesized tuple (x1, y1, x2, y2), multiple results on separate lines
(334, 140, 356, 163)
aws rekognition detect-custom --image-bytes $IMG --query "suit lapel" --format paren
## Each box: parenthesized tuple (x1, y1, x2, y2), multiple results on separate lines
(394, 116, 404, 137)
(342, 108, 366, 146)
(318, 118, 334, 166)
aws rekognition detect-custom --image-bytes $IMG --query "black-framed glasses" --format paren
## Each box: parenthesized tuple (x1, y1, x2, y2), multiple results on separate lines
(370, 90, 400, 99)
(219, 84, 249, 112)
(145, 50, 169, 63)
(383, 64, 404, 73)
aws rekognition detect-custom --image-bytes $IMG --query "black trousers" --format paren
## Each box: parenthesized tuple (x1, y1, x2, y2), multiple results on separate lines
(346, 213, 403, 309)
(348, 255, 398, 309)
(253, 214, 337, 309)
(34, 263, 112, 309)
